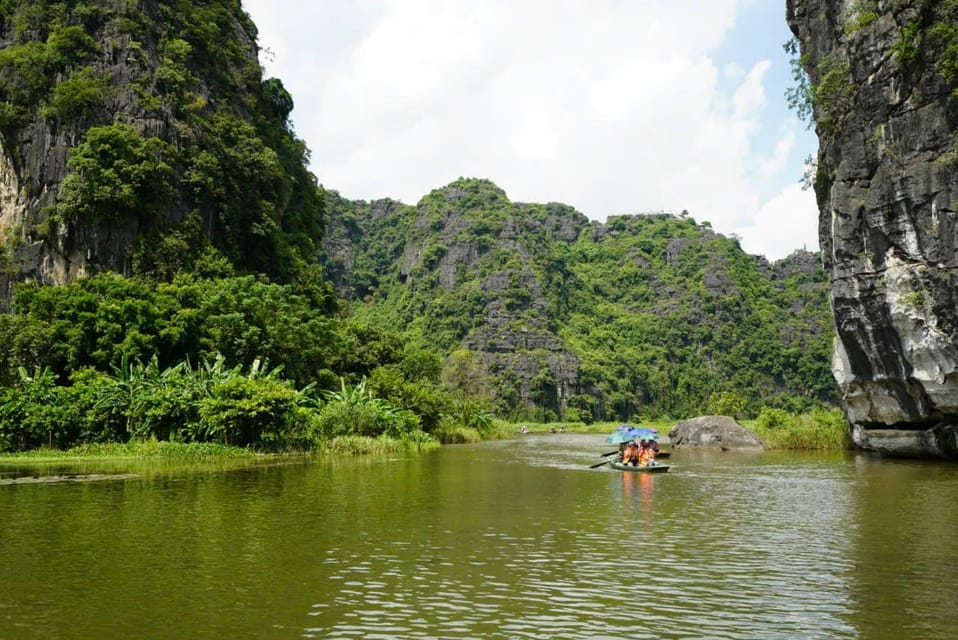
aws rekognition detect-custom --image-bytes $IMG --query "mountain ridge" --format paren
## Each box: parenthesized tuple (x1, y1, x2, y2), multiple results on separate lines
(322, 177, 837, 422)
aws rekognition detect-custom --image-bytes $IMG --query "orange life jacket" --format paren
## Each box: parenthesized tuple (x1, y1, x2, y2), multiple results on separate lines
(638, 446, 654, 466)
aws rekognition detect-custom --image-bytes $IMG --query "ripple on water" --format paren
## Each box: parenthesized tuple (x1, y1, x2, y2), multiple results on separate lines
(245, 443, 958, 639)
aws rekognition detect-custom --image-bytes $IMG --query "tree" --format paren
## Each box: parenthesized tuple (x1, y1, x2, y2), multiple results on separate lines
(57, 123, 174, 224)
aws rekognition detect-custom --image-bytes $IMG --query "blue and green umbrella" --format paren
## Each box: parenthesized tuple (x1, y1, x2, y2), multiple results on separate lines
(605, 425, 658, 443)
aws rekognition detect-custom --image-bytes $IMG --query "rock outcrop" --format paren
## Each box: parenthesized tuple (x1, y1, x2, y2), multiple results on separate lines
(668, 415, 765, 450)
(0, 1, 319, 296)
(788, 0, 958, 458)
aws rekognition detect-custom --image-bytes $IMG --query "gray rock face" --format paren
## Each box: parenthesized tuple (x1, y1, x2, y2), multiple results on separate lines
(668, 415, 765, 450)
(0, 1, 261, 299)
(788, 0, 958, 458)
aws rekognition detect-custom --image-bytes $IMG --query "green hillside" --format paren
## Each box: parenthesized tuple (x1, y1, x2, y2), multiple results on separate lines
(323, 178, 838, 422)
(0, 0, 322, 283)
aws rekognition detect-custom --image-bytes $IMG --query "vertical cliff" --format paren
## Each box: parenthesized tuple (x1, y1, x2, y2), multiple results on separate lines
(0, 1, 322, 296)
(787, 0, 958, 457)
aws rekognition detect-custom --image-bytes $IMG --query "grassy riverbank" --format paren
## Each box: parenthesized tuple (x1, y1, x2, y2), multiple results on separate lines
(744, 407, 851, 450)
(0, 440, 259, 463)
(513, 409, 851, 450)
(0, 408, 850, 464)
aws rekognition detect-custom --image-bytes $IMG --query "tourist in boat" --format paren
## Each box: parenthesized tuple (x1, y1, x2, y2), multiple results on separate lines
(638, 439, 656, 467)
(622, 441, 640, 466)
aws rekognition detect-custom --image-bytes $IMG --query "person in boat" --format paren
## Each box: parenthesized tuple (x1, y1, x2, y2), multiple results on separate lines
(621, 441, 640, 466)
(637, 439, 656, 467)
(648, 438, 661, 455)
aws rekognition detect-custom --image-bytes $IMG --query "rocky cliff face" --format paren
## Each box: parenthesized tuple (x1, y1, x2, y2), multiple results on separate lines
(0, 2, 234, 291)
(324, 182, 588, 418)
(788, 0, 958, 458)
(323, 178, 835, 422)
(0, 1, 317, 297)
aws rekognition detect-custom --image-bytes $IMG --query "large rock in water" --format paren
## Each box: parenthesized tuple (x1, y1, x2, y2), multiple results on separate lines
(668, 416, 764, 450)
(788, 1, 958, 459)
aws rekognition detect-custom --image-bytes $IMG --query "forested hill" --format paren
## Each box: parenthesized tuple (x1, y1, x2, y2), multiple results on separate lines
(0, 0, 322, 293)
(322, 178, 838, 422)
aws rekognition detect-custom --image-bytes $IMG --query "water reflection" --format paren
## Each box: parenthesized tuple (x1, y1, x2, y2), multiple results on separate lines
(2, 438, 957, 639)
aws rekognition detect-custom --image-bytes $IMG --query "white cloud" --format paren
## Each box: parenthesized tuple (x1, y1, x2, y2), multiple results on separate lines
(759, 126, 796, 177)
(732, 60, 770, 120)
(736, 182, 820, 260)
(242, 0, 816, 258)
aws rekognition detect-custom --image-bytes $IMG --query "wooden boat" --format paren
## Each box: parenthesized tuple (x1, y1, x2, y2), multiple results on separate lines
(610, 461, 671, 473)
(653, 451, 671, 459)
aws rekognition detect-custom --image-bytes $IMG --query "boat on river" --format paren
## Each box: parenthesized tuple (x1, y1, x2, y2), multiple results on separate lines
(609, 461, 671, 473)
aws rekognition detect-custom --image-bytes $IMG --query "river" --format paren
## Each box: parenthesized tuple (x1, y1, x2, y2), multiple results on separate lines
(2, 433, 957, 639)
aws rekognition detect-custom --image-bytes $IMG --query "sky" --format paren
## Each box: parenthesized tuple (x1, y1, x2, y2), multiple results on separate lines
(242, 0, 820, 260)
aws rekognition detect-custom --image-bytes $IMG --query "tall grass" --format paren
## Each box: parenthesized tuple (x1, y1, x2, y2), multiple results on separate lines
(509, 412, 850, 451)
(432, 418, 515, 444)
(747, 407, 851, 450)
(324, 434, 439, 455)
(0, 440, 258, 461)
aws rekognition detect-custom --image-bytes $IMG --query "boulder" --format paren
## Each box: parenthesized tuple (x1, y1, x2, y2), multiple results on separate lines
(668, 415, 765, 450)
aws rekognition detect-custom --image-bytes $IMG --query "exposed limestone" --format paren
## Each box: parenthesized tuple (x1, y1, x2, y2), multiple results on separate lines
(668, 415, 765, 450)
(0, 0, 262, 297)
(788, 0, 958, 458)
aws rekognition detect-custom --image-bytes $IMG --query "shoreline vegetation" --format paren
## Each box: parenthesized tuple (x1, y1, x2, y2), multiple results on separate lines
(0, 255, 841, 462)
(0, 408, 850, 465)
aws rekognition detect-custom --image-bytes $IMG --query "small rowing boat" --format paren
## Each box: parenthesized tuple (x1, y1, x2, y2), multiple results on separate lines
(609, 461, 671, 473)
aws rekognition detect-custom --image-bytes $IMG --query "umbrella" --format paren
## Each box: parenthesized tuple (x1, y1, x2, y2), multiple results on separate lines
(604, 430, 636, 444)
(627, 427, 658, 440)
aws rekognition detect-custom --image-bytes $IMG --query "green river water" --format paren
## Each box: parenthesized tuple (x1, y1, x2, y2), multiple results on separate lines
(1, 433, 957, 639)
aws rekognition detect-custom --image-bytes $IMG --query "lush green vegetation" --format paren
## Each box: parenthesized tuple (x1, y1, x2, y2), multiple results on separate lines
(747, 407, 851, 450)
(328, 179, 837, 425)
(0, 0, 322, 282)
(0, 273, 498, 454)
(0, 439, 256, 461)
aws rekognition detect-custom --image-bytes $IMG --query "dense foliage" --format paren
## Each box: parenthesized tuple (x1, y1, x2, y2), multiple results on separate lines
(0, 273, 504, 452)
(0, 3, 842, 452)
(0, 0, 322, 282)
(323, 179, 838, 424)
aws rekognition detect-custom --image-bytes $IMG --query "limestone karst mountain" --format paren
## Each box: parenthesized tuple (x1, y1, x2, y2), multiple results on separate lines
(321, 178, 835, 422)
(788, 0, 958, 458)
(0, 0, 322, 297)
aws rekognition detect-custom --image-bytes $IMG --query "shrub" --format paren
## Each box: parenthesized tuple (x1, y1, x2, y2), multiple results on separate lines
(198, 376, 303, 450)
(0, 367, 78, 451)
(57, 123, 175, 223)
(756, 407, 791, 430)
(41, 67, 109, 122)
(47, 24, 98, 65)
(751, 407, 850, 449)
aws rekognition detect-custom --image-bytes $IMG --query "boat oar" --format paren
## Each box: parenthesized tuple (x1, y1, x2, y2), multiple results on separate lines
(600, 450, 619, 457)
(589, 458, 613, 469)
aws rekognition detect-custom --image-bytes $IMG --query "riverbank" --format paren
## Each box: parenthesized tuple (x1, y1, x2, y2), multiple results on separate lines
(0, 409, 849, 464)
(513, 409, 851, 450)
